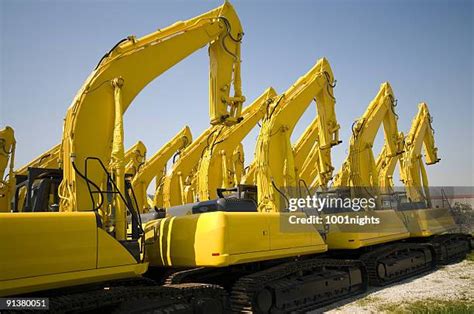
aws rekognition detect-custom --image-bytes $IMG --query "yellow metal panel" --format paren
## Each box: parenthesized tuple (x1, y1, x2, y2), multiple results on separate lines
(397, 208, 457, 237)
(144, 212, 327, 267)
(0, 212, 97, 281)
(323, 210, 410, 249)
(269, 213, 323, 250)
(97, 229, 137, 268)
(1, 263, 147, 297)
(225, 212, 269, 254)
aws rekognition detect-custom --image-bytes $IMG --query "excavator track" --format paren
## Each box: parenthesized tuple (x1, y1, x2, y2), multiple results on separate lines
(230, 258, 367, 314)
(360, 243, 435, 286)
(427, 233, 472, 265)
(114, 283, 228, 314)
(29, 282, 225, 313)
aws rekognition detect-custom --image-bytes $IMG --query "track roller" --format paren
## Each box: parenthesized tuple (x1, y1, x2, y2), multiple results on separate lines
(360, 243, 435, 286)
(230, 258, 367, 313)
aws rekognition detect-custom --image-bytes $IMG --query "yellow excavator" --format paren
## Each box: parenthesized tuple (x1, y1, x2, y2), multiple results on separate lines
(131, 126, 192, 213)
(1, 2, 245, 311)
(333, 82, 404, 191)
(376, 102, 471, 263)
(399, 103, 440, 204)
(0, 126, 16, 212)
(144, 59, 368, 313)
(326, 83, 441, 287)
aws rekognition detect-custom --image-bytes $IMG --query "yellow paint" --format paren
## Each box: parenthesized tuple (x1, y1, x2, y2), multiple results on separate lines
(144, 212, 327, 267)
(0, 212, 144, 296)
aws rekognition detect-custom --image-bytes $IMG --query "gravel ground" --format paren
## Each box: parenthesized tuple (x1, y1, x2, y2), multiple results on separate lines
(311, 258, 474, 313)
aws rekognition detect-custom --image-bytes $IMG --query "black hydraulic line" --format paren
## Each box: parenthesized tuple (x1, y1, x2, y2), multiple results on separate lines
(95, 37, 130, 70)
(271, 180, 290, 210)
(323, 71, 337, 100)
(72, 160, 104, 211)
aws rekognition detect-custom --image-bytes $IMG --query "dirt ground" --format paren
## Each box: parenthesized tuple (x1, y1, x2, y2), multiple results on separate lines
(312, 257, 474, 313)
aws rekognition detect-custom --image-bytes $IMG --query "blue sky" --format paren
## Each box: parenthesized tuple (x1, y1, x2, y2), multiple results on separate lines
(1, 0, 472, 186)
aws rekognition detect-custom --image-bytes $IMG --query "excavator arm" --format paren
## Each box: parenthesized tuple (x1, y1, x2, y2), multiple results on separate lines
(256, 58, 340, 212)
(0, 126, 16, 212)
(400, 102, 440, 203)
(160, 125, 216, 207)
(15, 144, 61, 176)
(293, 117, 320, 169)
(333, 82, 403, 190)
(196, 87, 277, 200)
(124, 141, 147, 177)
(375, 131, 405, 189)
(58, 2, 245, 239)
(131, 126, 192, 213)
(231, 143, 245, 185)
(295, 115, 341, 191)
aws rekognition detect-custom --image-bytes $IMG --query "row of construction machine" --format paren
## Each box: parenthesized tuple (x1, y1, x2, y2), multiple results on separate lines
(144, 76, 471, 312)
(323, 82, 438, 286)
(143, 58, 372, 313)
(374, 102, 472, 264)
(1, 2, 472, 314)
(323, 83, 471, 285)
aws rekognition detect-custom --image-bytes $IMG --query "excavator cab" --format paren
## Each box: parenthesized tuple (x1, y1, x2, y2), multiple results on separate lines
(13, 167, 62, 212)
(13, 162, 144, 249)
(216, 184, 257, 202)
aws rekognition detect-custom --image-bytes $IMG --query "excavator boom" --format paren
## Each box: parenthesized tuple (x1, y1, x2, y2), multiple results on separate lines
(375, 131, 405, 189)
(400, 102, 440, 203)
(59, 2, 244, 219)
(255, 58, 340, 212)
(132, 126, 192, 213)
(333, 82, 403, 189)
